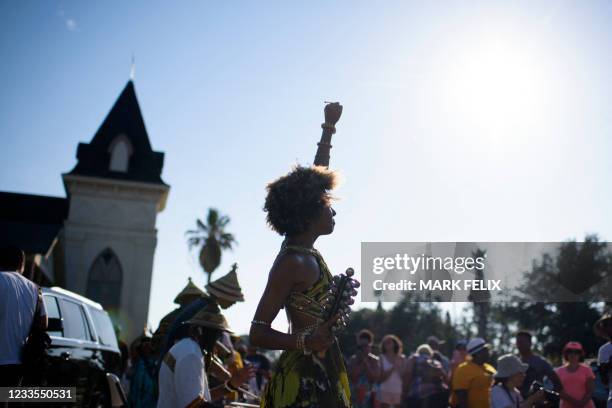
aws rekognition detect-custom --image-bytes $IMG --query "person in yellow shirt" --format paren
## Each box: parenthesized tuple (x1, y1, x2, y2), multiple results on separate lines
(450, 338, 496, 408)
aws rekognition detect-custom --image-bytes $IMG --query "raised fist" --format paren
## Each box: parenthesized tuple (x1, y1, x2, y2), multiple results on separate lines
(324, 102, 343, 126)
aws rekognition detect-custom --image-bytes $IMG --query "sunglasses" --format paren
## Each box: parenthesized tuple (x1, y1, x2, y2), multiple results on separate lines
(565, 349, 582, 355)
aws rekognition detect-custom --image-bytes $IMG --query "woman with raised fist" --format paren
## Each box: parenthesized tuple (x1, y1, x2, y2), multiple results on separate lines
(249, 164, 351, 408)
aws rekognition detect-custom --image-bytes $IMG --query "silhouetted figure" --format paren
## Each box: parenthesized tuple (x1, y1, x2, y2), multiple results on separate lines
(0, 246, 48, 392)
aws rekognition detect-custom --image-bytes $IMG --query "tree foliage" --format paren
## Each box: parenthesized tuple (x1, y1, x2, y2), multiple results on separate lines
(339, 236, 610, 362)
(486, 235, 610, 361)
(186, 208, 236, 283)
(338, 294, 466, 358)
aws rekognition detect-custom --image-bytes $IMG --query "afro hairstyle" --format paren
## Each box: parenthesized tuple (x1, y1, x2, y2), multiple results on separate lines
(264, 165, 338, 236)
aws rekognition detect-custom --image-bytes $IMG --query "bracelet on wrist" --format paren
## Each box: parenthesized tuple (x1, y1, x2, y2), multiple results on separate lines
(321, 123, 336, 134)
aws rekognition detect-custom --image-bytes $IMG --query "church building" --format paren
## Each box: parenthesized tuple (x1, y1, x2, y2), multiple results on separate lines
(0, 81, 169, 341)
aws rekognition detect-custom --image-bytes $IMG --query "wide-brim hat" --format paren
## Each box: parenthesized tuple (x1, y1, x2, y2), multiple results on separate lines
(495, 354, 529, 378)
(594, 313, 612, 336)
(185, 306, 233, 333)
(467, 337, 491, 356)
(174, 277, 206, 305)
(206, 263, 244, 303)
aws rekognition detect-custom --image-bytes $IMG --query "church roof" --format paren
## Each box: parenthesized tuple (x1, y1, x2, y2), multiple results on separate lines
(0, 192, 68, 255)
(66, 81, 167, 185)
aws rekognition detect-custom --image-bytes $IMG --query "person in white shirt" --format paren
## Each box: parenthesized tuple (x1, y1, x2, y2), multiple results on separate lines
(491, 354, 544, 408)
(157, 303, 236, 408)
(378, 334, 406, 408)
(595, 313, 612, 408)
(0, 246, 47, 387)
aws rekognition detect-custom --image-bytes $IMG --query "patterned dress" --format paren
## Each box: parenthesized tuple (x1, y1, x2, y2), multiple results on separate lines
(349, 368, 376, 408)
(261, 246, 351, 408)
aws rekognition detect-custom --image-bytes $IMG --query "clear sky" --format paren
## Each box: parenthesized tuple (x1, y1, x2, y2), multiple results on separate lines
(1, 1, 611, 336)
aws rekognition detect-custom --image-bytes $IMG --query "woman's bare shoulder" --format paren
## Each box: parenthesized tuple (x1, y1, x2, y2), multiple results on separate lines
(269, 251, 307, 281)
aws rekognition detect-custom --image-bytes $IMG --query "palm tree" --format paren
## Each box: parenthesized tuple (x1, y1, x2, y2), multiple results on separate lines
(186, 208, 237, 284)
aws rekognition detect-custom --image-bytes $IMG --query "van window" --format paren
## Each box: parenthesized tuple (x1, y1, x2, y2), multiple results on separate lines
(43, 295, 63, 337)
(89, 308, 118, 348)
(59, 299, 91, 341)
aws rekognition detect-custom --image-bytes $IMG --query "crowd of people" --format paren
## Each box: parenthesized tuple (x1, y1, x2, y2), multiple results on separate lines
(3, 241, 612, 408)
(345, 320, 612, 408)
(119, 267, 275, 408)
(0, 244, 274, 407)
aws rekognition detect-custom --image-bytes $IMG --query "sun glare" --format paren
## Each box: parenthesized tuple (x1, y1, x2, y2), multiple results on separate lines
(442, 34, 551, 141)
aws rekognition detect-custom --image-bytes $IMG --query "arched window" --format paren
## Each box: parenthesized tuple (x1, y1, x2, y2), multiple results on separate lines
(108, 135, 132, 172)
(86, 248, 122, 310)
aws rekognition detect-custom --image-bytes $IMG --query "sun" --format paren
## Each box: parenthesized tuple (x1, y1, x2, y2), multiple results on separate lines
(442, 34, 550, 140)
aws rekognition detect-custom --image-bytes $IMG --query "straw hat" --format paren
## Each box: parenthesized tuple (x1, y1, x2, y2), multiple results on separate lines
(185, 303, 232, 333)
(174, 277, 206, 305)
(206, 263, 244, 303)
(495, 354, 529, 378)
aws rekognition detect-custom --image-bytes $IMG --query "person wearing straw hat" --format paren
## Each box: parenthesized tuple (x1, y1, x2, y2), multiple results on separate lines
(157, 303, 235, 408)
(205, 262, 245, 307)
(151, 277, 206, 357)
(450, 338, 496, 408)
(491, 354, 544, 408)
(158, 264, 244, 365)
(595, 313, 612, 408)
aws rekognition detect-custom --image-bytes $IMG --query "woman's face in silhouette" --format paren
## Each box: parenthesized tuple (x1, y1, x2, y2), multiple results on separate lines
(310, 205, 336, 236)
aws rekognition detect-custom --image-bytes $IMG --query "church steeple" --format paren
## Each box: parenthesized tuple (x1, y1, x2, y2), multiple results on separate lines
(61, 80, 169, 341)
(66, 80, 166, 185)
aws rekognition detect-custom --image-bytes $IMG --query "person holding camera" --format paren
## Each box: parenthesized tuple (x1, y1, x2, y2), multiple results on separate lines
(491, 354, 545, 408)
(348, 329, 380, 408)
(403, 344, 449, 408)
(555, 342, 595, 408)
(516, 331, 563, 399)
